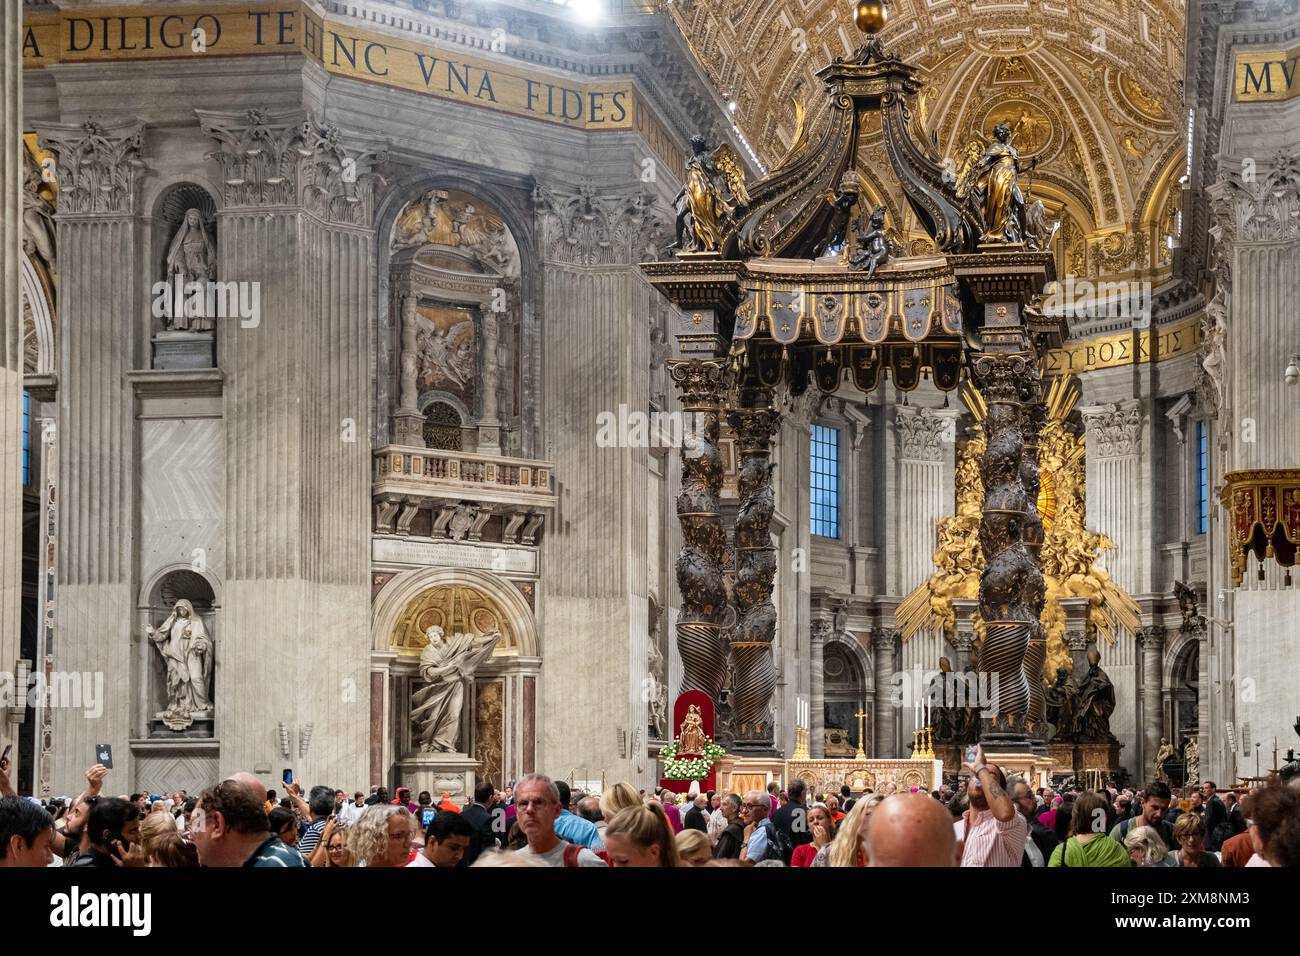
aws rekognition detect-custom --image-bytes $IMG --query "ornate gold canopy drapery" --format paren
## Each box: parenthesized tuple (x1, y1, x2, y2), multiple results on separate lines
(1222, 469, 1300, 586)
(896, 376, 1141, 678)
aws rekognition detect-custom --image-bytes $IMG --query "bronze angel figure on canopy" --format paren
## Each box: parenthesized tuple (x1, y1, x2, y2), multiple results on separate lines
(672, 135, 751, 254)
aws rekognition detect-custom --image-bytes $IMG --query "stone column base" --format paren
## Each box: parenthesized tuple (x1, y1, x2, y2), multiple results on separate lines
(396, 752, 480, 804)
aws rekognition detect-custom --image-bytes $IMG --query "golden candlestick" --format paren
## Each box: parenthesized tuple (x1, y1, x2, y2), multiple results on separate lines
(853, 708, 868, 760)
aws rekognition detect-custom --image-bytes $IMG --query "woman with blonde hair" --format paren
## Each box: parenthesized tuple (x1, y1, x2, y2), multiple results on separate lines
(1123, 825, 1173, 867)
(821, 792, 884, 867)
(137, 809, 178, 859)
(601, 781, 642, 819)
(675, 828, 713, 866)
(315, 820, 354, 868)
(604, 802, 681, 867)
(350, 804, 415, 867)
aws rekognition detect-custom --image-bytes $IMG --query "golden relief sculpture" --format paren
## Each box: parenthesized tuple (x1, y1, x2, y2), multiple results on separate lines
(896, 376, 1140, 680)
(390, 584, 518, 657)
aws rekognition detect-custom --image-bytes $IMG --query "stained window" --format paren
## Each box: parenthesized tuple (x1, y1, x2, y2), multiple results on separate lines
(1196, 420, 1208, 535)
(810, 424, 840, 539)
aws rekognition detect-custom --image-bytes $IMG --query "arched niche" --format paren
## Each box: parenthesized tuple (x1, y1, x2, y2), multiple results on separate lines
(370, 567, 539, 791)
(138, 565, 220, 738)
(379, 185, 527, 457)
(149, 182, 219, 367)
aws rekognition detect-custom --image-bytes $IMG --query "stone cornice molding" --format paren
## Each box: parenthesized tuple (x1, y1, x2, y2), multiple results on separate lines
(37, 119, 145, 217)
(1082, 401, 1145, 458)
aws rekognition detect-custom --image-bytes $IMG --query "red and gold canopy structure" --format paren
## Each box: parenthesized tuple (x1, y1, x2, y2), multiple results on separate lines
(1222, 470, 1300, 586)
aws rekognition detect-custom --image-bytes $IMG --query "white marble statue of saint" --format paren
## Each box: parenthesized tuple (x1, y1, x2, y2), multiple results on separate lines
(411, 625, 501, 753)
(163, 208, 217, 332)
(145, 599, 214, 729)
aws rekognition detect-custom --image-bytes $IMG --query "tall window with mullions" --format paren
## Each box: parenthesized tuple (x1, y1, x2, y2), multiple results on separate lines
(1196, 420, 1208, 535)
(21, 391, 30, 487)
(810, 424, 841, 539)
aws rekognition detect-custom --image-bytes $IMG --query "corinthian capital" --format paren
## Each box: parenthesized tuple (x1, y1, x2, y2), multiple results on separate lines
(37, 120, 145, 216)
(1082, 401, 1144, 458)
(533, 180, 671, 265)
(896, 406, 950, 461)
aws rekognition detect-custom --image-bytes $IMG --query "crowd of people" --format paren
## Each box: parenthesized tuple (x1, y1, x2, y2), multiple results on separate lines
(2, 746, 1298, 868)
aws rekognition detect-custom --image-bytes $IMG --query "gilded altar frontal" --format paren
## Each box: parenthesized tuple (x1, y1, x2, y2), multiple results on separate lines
(3, 0, 1299, 886)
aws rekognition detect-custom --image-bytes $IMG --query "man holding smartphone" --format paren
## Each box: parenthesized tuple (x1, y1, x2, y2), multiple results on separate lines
(956, 744, 1027, 867)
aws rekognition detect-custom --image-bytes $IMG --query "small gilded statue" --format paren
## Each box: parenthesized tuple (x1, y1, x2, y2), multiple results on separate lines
(672, 135, 750, 254)
(1184, 735, 1200, 788)
(1153, 736, 1176, 784)
(677, 703, 708, 755)
(848, 205, 893, 278)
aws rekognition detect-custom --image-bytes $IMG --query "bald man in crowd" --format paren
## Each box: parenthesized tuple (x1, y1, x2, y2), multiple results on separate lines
(865, 793, 958, 867)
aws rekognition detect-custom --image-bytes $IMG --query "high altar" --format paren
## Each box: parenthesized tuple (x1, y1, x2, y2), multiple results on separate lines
(645, 2, 1076, 783)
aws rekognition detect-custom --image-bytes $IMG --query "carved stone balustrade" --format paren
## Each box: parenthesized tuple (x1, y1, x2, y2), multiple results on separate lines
(373, 445, 556, 545)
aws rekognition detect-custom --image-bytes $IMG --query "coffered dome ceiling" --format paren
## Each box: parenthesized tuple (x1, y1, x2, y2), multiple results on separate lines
(666, 0, 1187, 280)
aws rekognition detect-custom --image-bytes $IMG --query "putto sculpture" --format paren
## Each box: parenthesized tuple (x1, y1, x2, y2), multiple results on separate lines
(849, 205, 893, 278)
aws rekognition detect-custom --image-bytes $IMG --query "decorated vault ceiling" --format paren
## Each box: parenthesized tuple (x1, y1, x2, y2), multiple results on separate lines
(666, 0, 1188, 280)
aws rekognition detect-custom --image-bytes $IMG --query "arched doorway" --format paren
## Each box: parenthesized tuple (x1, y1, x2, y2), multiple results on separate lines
(1166, 636, 1200, 757)
(371, 568, 538, 796)
(823, 640, 867, 756)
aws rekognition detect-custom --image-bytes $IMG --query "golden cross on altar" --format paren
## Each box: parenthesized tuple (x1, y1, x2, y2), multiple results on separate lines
(854, 708, 868, 761)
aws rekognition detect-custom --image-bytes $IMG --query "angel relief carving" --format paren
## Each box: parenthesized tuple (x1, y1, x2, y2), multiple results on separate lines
(672, 134, 750, 254)
(390, 188, 520, 276)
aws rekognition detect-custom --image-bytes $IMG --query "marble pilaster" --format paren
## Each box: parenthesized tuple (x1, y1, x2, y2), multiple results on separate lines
(1137, 625, 1166, 778)
(872, 628, 898, 757)
(810, 617, 830, 759)
(0, 0, 22, 769)
(37, 119, 145, 790)
(196, 108, 378, 787)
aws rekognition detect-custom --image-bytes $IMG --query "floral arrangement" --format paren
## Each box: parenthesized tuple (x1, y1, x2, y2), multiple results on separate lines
(659, 738, 726, 780)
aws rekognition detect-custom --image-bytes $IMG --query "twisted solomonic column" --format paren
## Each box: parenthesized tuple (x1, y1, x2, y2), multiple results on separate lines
(1018, 371, 1049, 724)
(726, 384, 780, 751)
(669, 359, 731, 701)
(973, 353, 1042, 729)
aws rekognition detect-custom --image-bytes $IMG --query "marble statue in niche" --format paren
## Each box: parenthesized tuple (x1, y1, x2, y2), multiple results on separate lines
(161, 208, 217, 332)
(145, 599, 215, 732)
(411, 625, 501, 753)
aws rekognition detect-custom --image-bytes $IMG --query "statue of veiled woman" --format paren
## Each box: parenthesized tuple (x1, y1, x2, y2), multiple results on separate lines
(163, 208, 216, 332)
(411, 626, 501, 753)
(973, 123, 1036, 243)
(145, 599, 214, 729)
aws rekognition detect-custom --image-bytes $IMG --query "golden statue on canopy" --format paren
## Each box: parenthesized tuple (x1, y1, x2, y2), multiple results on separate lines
(672, 135, 750, 254)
